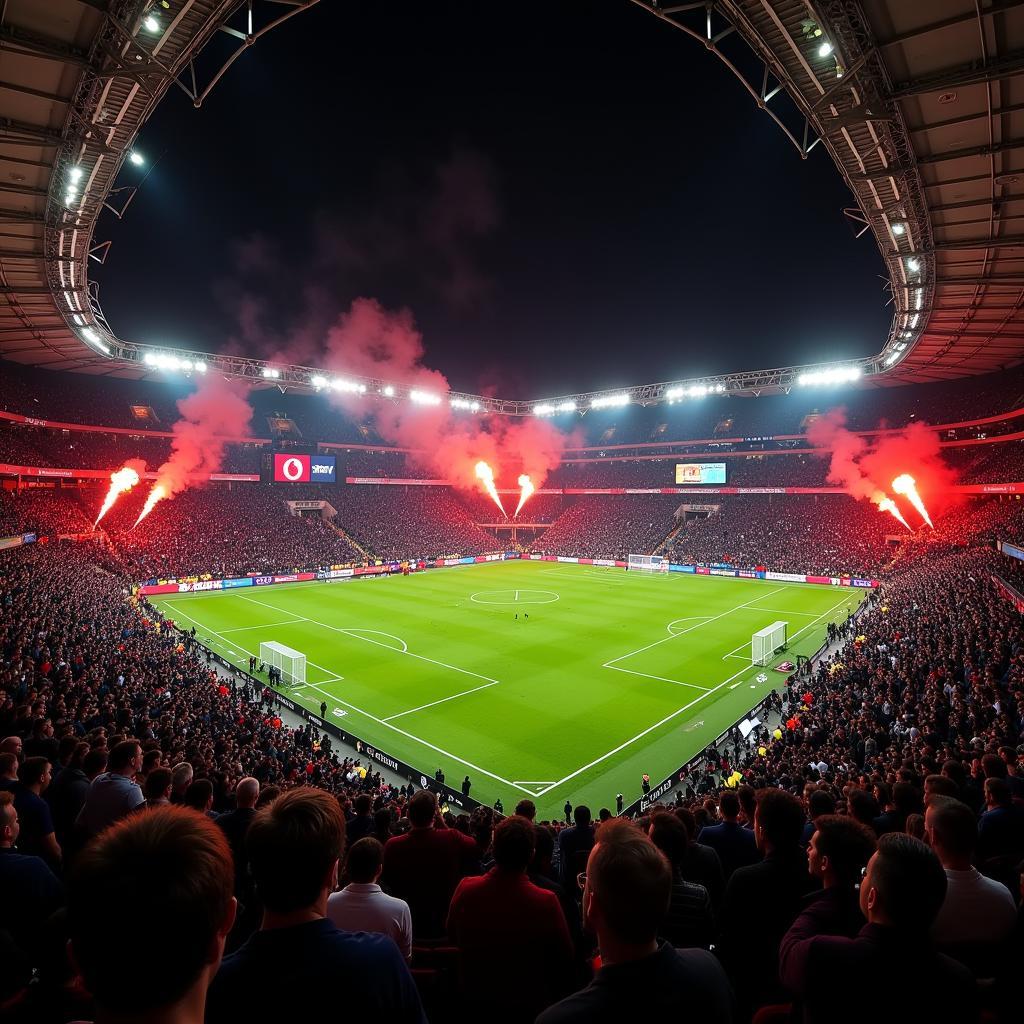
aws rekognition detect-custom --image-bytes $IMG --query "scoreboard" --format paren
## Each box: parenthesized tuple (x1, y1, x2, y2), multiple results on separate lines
(675, 462, 727, 485)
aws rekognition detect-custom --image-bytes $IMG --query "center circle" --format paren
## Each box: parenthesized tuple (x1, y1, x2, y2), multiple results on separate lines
(469, 589, 560, 606)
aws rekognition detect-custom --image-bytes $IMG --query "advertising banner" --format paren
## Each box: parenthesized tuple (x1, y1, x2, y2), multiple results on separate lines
(222, 577, 254, 589)
(998, 540, 1024, 562)
(273, 453, 336, 483)
(766, 571, 808, 584)
(669, 564, 696, 573)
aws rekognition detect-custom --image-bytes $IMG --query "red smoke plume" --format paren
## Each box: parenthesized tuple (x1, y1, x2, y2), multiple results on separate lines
(136, 376, 254, 522)
(322, 298, 577, 489)
(807, 409, 956, 524)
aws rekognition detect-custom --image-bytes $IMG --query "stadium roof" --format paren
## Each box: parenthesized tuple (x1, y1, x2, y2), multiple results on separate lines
(2, 1, 1024, 405)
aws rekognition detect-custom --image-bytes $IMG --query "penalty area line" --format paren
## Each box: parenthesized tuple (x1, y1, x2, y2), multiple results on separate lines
(382, 680, 499, 722)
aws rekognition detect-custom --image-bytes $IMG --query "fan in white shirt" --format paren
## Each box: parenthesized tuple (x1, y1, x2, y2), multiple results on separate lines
(327, 836, 413, 960)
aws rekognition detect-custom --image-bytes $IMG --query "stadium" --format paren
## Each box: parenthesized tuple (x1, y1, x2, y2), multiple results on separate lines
(1, 2, 1023, 1022)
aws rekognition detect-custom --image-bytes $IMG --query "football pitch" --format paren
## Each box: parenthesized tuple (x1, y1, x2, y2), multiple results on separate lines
(151, 561, 864, 816)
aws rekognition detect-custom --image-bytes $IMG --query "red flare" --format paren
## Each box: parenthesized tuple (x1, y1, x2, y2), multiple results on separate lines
(877, 496, 912, 531)
(134, 484, 167, 528)
(891, 473, 934, 528)
(94, 464, 142, 526)
(474, 461, 505, 516)
(514, 474, 535, 517)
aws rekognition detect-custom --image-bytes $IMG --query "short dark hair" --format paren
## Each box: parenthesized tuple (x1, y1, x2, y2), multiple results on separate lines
(924, 774, 959, 800)
(574, 805, 592, 828)
(756, 788, 805, 850)
(493, 816, 536, 872)
(985, 777, 1012, 807)
(184, 779, 213, 811)
(982, 753, 1008, 779)
(673, 806, 697, 842)
(871, 833, 947, 931)
(0, 752, 16, 778)
(808, 789, 836, 818)
(813, 815, 876, 884)
(108, 740, 140, 774)
(892, 781, 922, 816)
(345, 837, 383, 884)
(589, 819, 670, 945)
(649, 811, 688, 868)
(407, 790, 437, 827)
(847, 788, 878, 825)
(354, 793, 372, 815)
(927, 797, 977, 859)
(83, 748, 108, 777)
(144, 767, 173, 801)
(246, 788, 344, 912)
(18, 756, 49, 787)
(719, 791, 740, 818)
(68, 806, 233, 1013)
(514, 799, 536, 821)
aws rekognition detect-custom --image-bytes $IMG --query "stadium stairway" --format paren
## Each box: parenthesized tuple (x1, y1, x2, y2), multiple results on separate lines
(331, 522, 372, 560)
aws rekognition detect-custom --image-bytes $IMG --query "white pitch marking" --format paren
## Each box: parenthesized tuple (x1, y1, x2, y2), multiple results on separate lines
(745, 607, 820, 618)
(238, 592, 498, 684)
(221, 619, 309, 633)
(382, 681, 498, 721)
(542, 592, 855, 797)
(604, 664, 711, 691)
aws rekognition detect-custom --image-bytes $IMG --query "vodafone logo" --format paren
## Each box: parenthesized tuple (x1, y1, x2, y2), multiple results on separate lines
(272, 452, 334, 483)
(282, 457, 304, 481)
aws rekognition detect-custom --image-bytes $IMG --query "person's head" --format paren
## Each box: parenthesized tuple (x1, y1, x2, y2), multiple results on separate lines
(373, 807, 392, 838)
(584, 819, 671, 951)
(847, 787, 878, 826)
(144, 767, 173, 803)
(83, 748, 108, 779)
(808, 815, 876, 888)
(924, 796, 977, 868)
(19, 755, 51, 793)
(859, 833, 947, 932)
(142, 749, 163, 774)
(0, 791, 18, 848)
(891, 781, 922, 817)
(514, 798, 536, 822)
(985, 776, 1012, 809)
(532, 823, 555, 871)
(574, 805, 592, 828)
(246, 787, 345, 915)
(67, 740, 90, 771)
(256, 784, 280, 808)
(718, 790, 740, 821)
(184, 779, 214, 813)
(235, 777, 259, 809)
(0, 751, 18, 780)
(353, 792, 372, 817)
(924, 774, 959, 803)
(0, 736, 22, 759)
(808, 789, 836, 820)
(737, 785, 757, 822)
(345, 837, 384, 885)
(982, 753, 1008, 780)
(68, 806, 235, 1016)
(32, 717, 52, 738)
(108, 740, 142, 776)
(673, 806, 697, 843)
(171, 762, 194, 794)
(492, 816, 536, 873)
(57, 735, 80, 766)
(648, 811, 688, 869)
(407, 789, 438, 828)
(754, 788, 805, 854)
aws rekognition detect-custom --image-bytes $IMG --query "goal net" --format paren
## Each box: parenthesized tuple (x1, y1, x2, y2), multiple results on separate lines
(259, 641, 307, 686)
(752, 621, 787, 666)
(628, 554, 669, 573)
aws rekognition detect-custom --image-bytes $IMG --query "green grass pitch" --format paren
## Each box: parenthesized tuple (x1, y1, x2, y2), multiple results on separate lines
(151, 561, 864, 817)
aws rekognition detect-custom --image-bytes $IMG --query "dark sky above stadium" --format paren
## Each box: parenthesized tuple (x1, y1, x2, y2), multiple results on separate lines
(100, 1, 890, 398)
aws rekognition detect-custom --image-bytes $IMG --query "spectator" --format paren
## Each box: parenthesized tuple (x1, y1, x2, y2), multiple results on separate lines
(381, 789, 478, 940)
(648, 811, 715, 949)
(170, 762, 194, 804)
(977, 776, 1024, 867)
(719, 788, 816, 1015)
(557, 804, 596, 890)
(801, 815, 875, 939)
(537, 819, 733, 1024)
(0, 791, 63, 995)
(143, 766, 174, 809)
(673, 806, 726, 908)
(327, 837, 413, 960)
(697, 790, 758, 879)
(515, 798, 536, 821)
(925, 796, 1016, 947)
(44, 741, 91, 848)
(184, 778, 215, 817)
(346, 792, 374, 846)
(76, 739, 144, 837)
(6, 756, 60, 870)
(801, 788, 835, 845)
(779, 834, 977, 1024)
(68, 805, 236, 1024)
(449, 816, 573, 1021)
(206, 788, 424, 1023)
(216, 777, 260, 880)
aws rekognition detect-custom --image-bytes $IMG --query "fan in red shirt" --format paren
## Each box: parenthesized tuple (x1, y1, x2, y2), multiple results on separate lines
(381, 790, 479, 940)
(448, 815, 573, 1022)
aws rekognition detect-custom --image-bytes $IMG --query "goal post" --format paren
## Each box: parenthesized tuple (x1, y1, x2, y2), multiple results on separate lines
(259, 641, 307, 686)
(752, 621, 787, 666)
(627, 553, 669, 574)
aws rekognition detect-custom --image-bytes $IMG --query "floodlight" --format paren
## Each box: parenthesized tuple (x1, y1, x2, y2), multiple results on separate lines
(818, 41, 833, 57)
(533, 403, 554, 416)
(382, 385, 395, 397)
(311, 375, 327, 389)
(180, 360, 193, 371)
(129, 151, 144, 166)
(797, 366, 861, 386)
(891, 222, 905, 236)
(144, 15, 159, 32)
(410, 389, 442, 405)
(69, 167, 83, 182)
(557, 401, 576, 412)
(195, 361, 207, 373)
(591, 393, 630, 409)
(144, 352, 156, 365)
(907, 258, 920, 272)
(261, 367, 280, 379)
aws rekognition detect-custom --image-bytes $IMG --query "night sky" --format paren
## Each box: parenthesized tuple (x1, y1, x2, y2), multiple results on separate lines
(97, 1, 890, 398)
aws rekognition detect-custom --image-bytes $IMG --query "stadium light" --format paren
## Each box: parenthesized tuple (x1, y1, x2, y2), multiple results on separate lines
(143, 15, 160, 32)
(129, 151, 144, 166)
(884, 352, 899, 366)
(310, 375, 327, 389)
(818, 41, 833, 57)
(410, 389, 442, 406)
(907, 258, 921, 272)
(590, 393, 630, 409)
(195, 361, 207, 373)
(891, 222, 906, 236)
(450, 397, 480, 411)
(261, 367, 280, 379)
(533, 403, 555, 416)
(557, 400, 577, 412)
(80, 327, 109, 354)
(797, 366, 861, 386)
(69, 167, 83, 182)
(332, 378, 366, 394)
(381, 385, 395, 397)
